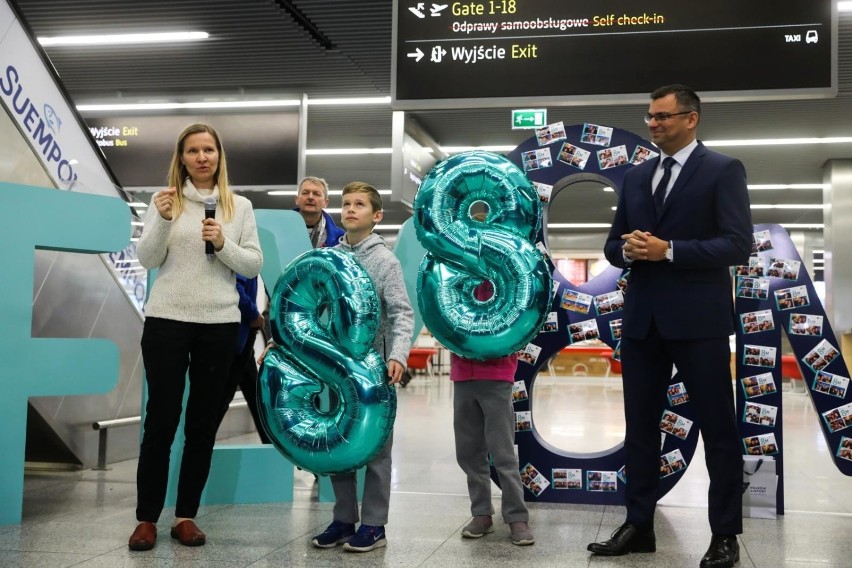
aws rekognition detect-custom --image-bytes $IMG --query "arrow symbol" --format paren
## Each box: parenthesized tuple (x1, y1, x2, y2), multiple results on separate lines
(407, 48, 424, 62)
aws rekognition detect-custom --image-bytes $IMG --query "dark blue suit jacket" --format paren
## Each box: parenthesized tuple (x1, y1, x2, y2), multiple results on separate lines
(603, 142, 753, 341)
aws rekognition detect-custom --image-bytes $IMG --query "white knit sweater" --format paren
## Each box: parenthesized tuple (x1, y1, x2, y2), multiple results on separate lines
(137, 181, 263, 324)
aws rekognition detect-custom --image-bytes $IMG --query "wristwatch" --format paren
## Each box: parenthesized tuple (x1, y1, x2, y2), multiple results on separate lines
(665, 240, 673, 261)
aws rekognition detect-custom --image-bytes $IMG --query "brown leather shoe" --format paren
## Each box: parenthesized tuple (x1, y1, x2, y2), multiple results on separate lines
(170, 519, 206, 546)
(128, 522, 157, 551)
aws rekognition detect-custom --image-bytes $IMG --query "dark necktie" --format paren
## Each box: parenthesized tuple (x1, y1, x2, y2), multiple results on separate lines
(654, 157, 676, 218)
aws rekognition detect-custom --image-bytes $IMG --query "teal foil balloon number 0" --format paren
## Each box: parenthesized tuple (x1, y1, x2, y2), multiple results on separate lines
(414, 151, 552, 360)
(257, 248, 395, 475)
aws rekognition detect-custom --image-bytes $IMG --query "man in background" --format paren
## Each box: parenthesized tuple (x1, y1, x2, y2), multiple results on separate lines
(294, 176, 344, 248)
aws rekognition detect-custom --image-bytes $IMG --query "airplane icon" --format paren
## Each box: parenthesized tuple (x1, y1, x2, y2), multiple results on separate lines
(409, 3, 425, 18)
(431, 3, 448, 16)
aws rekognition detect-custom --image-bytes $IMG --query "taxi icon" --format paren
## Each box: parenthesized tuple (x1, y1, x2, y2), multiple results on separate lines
(806, 30, 819, 44)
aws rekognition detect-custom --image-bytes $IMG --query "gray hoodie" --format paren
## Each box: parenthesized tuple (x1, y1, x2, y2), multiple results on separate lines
(336, 232, 414, 368)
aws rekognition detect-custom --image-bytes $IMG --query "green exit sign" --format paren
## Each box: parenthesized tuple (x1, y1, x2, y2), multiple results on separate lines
(511, 109, 547, 130)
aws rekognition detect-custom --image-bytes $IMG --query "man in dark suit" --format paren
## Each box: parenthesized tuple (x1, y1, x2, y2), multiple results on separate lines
(588, 85, 752, 568)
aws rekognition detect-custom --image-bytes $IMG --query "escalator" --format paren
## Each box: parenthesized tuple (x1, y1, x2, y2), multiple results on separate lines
(1, 0, 146, 469)
(2, 0, 258, 470)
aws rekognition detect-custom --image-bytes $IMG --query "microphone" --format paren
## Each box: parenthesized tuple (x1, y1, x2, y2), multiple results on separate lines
(204, 196, 217, 261)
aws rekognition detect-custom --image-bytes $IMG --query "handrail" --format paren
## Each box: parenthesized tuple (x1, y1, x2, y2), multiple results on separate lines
(90, 400, 249, 470)
(92, 416, 140, 431)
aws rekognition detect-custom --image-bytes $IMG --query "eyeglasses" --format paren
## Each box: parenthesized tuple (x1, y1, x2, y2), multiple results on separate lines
(643, 111, 693, 125)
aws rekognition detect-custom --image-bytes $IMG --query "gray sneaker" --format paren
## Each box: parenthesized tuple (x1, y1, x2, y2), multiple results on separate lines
(510, 521, 535, 546)
(461, 515, 494, 538)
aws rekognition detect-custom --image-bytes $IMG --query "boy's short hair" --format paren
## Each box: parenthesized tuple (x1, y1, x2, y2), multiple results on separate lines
(342, 181, 383, 212)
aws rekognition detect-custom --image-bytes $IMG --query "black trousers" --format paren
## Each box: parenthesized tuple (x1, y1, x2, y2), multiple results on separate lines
(621, 329, 743, 536)
(216, 329, 270, 444)
(136, 317, 238, 522)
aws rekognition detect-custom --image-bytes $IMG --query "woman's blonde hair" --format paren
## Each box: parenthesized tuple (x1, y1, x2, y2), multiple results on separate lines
(166, 123, 235, 221)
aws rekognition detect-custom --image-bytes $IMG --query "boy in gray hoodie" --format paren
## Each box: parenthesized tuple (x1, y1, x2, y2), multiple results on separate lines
(311, 181, 414, 553)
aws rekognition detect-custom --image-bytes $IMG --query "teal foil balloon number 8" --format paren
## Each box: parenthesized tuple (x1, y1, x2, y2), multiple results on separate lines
(414, 151, 552, 360)
(257, 248, 395, 475)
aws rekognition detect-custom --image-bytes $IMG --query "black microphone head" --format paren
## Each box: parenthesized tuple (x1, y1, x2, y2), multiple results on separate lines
(204, 196, 217, 213)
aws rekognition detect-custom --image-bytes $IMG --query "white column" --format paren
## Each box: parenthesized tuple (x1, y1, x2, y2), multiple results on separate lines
(822, 160, 852, 344)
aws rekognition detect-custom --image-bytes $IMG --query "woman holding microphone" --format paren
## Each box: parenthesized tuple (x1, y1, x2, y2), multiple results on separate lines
(128, 123, 262, 551)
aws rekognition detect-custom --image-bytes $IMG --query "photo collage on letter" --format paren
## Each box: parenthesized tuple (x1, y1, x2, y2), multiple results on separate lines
(743, 401, 778, 428)
(557, 142, 591, 170)
(630, 145, 659, 165)
(736, 276, 769, 300)
(803, 339, 840, 372)
(812, 371, 849, 399)
(552, 468, 583, 490)
(532, 181, 553, 203)
(822, 402, 852, 434)
(514, 410, 532, 432)
(597, 145, 629, 170)
(615, 270, 630, 294)
(568, 319, 600, 344)
(767, 258, 801, 280)
(512, 380, 529, 403)
(743, 432, 778, 455)
(735, 258, 765, 278)
(609, 318, 622, 341)
(667, 381, 689, 406)
(790, 313, 823, 337)
(520, 463, 550, 496)
(521, 147, 553, 172)
(741, 372, 777, 399)
(594, 290, 624, 315)
(535, 121, 567, 147)
(838, 436, 852, 462)
(660, 410, 693, 440)
(660, 449, 687, 479)
(561, 289, 592, 314)
(748, 256, 766, 276)
(774, 285, 810, 310)
(740, 309, 775, 334)
(517, 343, 542, 366)
(587, 470, 618, 492)
(581, 123, 613, 146)
(744, 345, 777, 368)
(542, 311, 559, 333)
(612, 340, 621, 362)
(752, 230, 773, 253)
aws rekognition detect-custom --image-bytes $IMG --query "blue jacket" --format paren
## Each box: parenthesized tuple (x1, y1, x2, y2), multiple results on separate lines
(292, 208, 345, 248)
(235, 274, 260, 352)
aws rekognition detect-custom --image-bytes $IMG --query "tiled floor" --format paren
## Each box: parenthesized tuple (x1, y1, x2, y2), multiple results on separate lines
(3, 372, 852, 567)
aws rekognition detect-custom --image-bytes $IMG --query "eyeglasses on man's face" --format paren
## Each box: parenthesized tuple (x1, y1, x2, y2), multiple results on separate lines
(643, 111, 693, 125)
